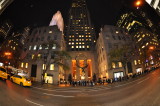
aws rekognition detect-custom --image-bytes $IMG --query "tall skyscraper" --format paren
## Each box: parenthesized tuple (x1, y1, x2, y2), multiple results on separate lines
(49, 11, 64, 32)
(65, 0, 96, 51)
(0, 0, 14, 15)
(145, 0, 160, 15)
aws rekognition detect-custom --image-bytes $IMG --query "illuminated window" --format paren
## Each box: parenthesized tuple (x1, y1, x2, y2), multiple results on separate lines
(87, 45, 89, 48)
(118, 62, 122, 67)
(33, 45, 37, 50)
(21, 63, 24, 68)
(71, 46, 74, 48)
(116, 31, 119, 34)
(134, 60, 137, 65)
(29, 46, 32, 50)
(69, 42, 71, 45)
(50, 64, 54, 70)
(52, 44, 56, 49)
(72, 42, 74, 45)
(138, 60, 141, 64)
(79, 46, 81, 48)
(39, 45, 42, 50)
(32, 54, 35, 59)
(13, 47, 16, 50)
(42, 64, 46, 70)
(112, 62, 116, 68)
(38, 54, 41, 59)
(49, 31, 52, 33)
(25, 63, 28, 68)
(76, 46, 78, 48)
(82, 46, 85, 48)
(45, 44, 49, 49)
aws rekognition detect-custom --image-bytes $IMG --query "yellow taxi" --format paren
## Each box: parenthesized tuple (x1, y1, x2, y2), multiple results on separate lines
(10, 75, 32, 87)
(0, 67, 8, 80)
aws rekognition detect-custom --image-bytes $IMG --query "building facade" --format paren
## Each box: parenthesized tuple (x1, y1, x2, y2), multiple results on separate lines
(0, 0, 13, 15)
(96, 25, 142, 80)
(65, 0, 96, 51)
(20, 25, 66, 84)
(145, 0, 160, 15)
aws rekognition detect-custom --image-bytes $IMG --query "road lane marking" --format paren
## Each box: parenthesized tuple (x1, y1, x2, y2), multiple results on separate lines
(137, 78, 149, 84)
(25, 99, 44, 106)
(43, 93, 75, 98)
(32, 86, 80, 92)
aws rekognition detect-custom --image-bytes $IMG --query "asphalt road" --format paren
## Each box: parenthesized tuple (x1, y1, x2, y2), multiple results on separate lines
(0, 68, 160, 106)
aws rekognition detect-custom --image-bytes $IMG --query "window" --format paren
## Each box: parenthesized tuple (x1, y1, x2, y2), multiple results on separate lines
(52, 44, 56, 49)
(25, 63, 28, 68)
(29, 46, 32, 50)
(134, 60, 137, 65)
(45, 45, 49, 49)
(49, 31, 52, 33)
(47, 36, 51, 40)
(38, 54, 41, 59)
(118, 62, 122, 67)
(50, 64, 54, 70)
(32, 54, 35, 59)
(39, 45, 42, 50)
(21, 63, 24, 68)
(42, 64, 46, 70)
(33, 45, 37, 50)
(41, 36, 44, 41)
(112, 62, 116, 68)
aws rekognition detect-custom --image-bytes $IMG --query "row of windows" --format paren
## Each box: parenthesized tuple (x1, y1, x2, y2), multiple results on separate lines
(134, 60, 141, 65)
(71, 45, 90, 48)
(69, 42, 85, 45)
(69, 35, 91, 38)
(112, 62, 123, 68)
(28, 44, 56, 50)
(21, 62, 54, 70)
(29, 35, 57, 43)
(68, 39, 92, 41)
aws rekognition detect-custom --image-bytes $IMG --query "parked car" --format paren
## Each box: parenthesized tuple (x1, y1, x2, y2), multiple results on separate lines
(0, 67, 8, 80)
(10, 75, 32, 87)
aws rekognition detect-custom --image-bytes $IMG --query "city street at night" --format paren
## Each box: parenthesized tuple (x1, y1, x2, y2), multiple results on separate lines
(0, 0, 160, 106)
(1, 68, 160, 106)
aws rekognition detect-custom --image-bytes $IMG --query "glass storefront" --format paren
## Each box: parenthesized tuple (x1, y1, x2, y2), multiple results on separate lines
(114, 71, 124, 78)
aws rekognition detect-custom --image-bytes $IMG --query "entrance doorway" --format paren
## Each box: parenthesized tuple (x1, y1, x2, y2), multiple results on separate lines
(45, 76, 53, 84)
(31, 64, 37, 77)
(114, 71, 124, 79)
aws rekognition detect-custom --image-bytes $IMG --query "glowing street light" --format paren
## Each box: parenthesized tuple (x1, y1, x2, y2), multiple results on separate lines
(149, 46, 154, 50)
(4, 52, 12, 56)
(134, 0, 143, 9)
(135, 0, 142, 7)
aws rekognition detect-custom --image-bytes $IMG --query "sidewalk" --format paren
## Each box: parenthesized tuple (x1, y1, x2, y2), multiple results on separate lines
(31, 69, 158, 90)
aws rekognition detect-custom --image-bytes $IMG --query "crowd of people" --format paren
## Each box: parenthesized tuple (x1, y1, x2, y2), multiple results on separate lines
(59, 67, 158, 87)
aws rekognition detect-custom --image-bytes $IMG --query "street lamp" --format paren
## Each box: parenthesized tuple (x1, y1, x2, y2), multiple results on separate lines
(149, 46, 154, 50)
(4, 52, 12, 65)
(134, 0, 143, 9)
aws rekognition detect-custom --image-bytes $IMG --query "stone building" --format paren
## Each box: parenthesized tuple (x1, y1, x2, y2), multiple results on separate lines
(20, 25, 66, 84)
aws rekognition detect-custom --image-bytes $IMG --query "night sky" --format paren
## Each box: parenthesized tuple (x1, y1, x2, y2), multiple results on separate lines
(0, 0, 132, 33)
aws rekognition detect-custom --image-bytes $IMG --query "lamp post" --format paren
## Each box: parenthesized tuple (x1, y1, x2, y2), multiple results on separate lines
(4, 52, 12, 78)
(4, 52, 12, 66)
